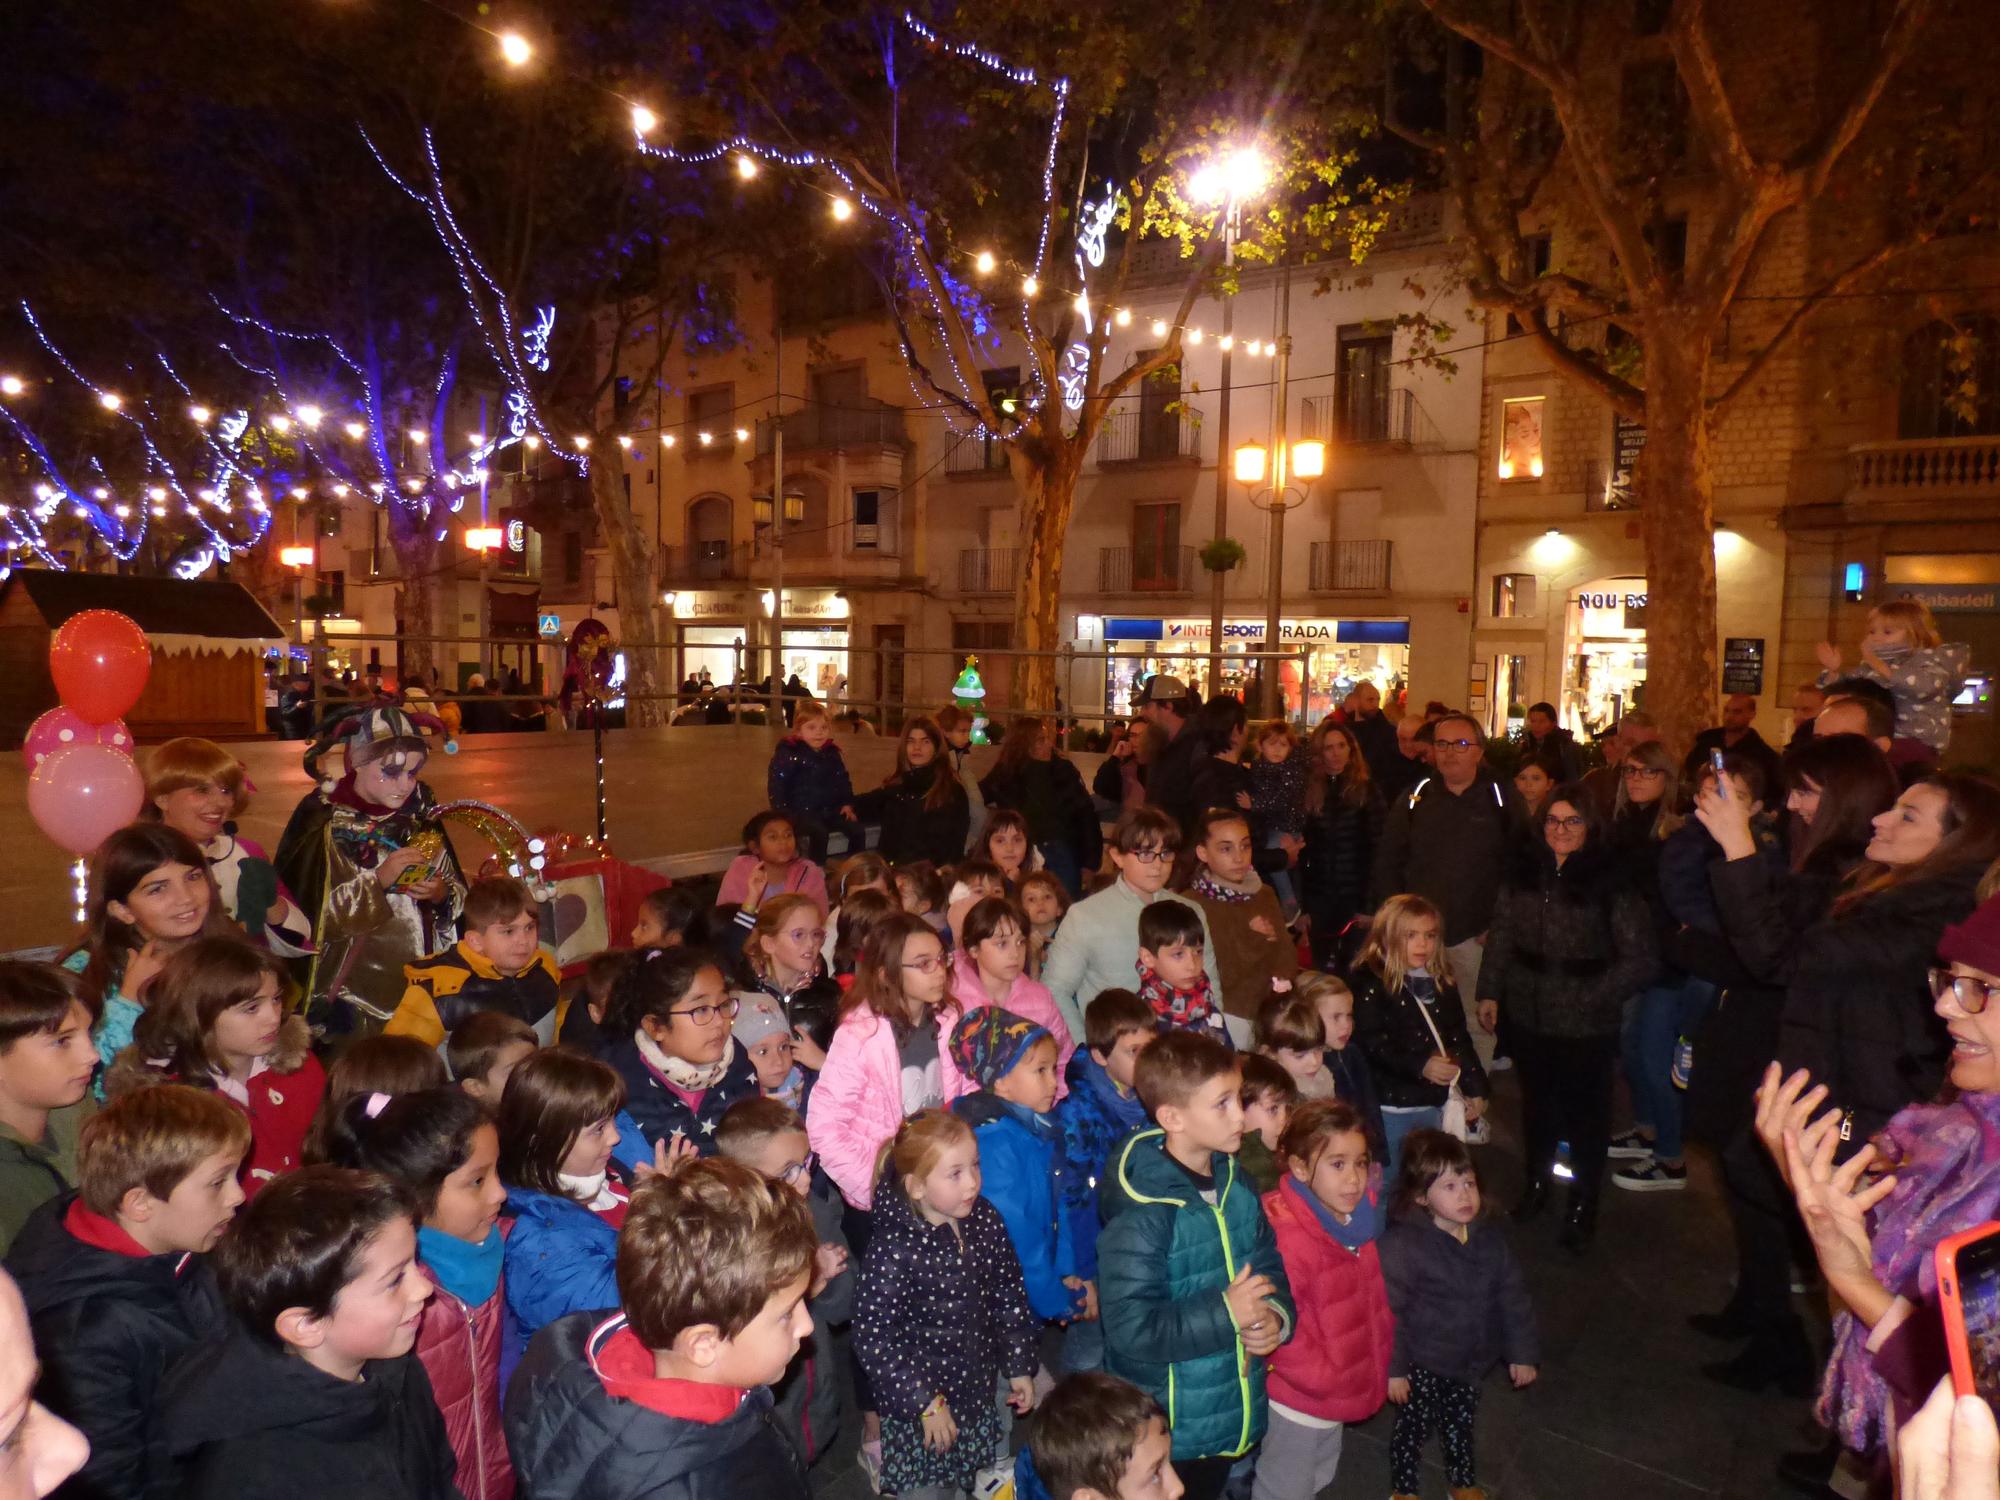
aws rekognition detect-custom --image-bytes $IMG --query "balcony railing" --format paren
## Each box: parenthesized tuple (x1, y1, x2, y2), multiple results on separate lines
(1096, 401, 1202, 465)
(1849, 436, 2000, 497)
(1099, 545, 1197, 593)
(1300, 388, 1419, 447)
(659, 542, 750, 584)
(958, 548, 1021, 594)
(754, 403, 907, 456)
(1310, 539, 1393, 592)
(945, 429, 1011, 476)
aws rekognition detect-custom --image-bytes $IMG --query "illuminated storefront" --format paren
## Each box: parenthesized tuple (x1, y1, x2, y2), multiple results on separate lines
(1561, 579, 1647, 738)
(1099, 616, 1410, 724)
(669, 588, 851, 695)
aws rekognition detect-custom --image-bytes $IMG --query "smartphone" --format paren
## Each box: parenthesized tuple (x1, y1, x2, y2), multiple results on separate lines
(1709, 748, 1730, 799)
(1937, 1221, 2000, 1410)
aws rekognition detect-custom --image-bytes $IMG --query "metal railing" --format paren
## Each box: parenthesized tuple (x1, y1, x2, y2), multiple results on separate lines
(944, 429, 1011, 476)
(1310, 539, 1393, 592)
(1300, 388, 1418, 447)
(754, 404, 907, 456)
(658, 542, 750, 584)
(1099, 544, 1197, 593)
(1096, 400, 1202, 464)
(958, 548, 1021, 593)
(1849, 436, 2000, 495)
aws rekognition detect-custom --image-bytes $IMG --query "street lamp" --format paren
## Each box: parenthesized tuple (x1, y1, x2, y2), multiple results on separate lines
(1233, 425, 1324, 715)
(1186, 143, 1270, 703)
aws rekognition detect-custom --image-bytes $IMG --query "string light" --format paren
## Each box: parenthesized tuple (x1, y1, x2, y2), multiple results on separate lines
(1151, 319, 1169, 339)
(497, 31, 532, 67)
(974, 251, 996, 275)
(1022, 276, 1039, 297)
(830, 197, 854, 222)
(630, 105, 660, 137)
(660, 433, 676, 448)
(343, 420, 366, 439)
(269, 414, 292, 434)
(735, 154, 759, 180)
(1115, 308, 1132, 327)
(97, 392, 121, 411)
(697, 431, 713, 446)
(1219, 334, 1234, 351)
(733, 427, 749, 442)
(0, 377, 22, 396)
(1186, 327, 1204, 345)
(188, 404, 211, 424)
(297, 404, 323, 428)
(408, 428, 428, 444)
(615, 434, 632, 449)
(573, 435, 591, 449)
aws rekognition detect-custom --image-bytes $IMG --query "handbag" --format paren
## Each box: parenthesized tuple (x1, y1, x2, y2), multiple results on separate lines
(1411, 986, 1469, 1142)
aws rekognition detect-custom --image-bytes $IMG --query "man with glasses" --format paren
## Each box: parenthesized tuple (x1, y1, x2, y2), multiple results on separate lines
(1369, 711, 1528, 1066)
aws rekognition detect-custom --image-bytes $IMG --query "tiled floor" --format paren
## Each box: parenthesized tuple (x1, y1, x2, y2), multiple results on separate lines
(808, 1075, 1830, 1500)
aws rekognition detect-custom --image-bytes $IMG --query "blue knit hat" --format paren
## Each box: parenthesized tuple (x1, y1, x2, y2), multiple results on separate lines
(949, 1006, 1050, 1089)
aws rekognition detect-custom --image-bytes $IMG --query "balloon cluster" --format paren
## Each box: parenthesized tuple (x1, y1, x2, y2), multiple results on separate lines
(24, 610, 151, 855)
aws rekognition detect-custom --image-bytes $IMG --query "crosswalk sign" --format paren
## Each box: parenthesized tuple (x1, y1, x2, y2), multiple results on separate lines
(538, 613, 562, 638)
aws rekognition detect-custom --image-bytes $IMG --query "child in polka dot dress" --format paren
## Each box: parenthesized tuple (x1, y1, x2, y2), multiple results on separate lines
(854, 1110, 1040, 1500)
(1379, 1130, 1538, 1500)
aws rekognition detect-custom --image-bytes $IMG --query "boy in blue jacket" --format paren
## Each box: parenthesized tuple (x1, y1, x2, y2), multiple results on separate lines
(950, 1008, 1092, 1331)
(1096, 1030, 1293, 1500)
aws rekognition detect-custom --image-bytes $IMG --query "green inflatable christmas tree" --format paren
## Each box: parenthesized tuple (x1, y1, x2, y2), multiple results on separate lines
(952, 655, 990, 743)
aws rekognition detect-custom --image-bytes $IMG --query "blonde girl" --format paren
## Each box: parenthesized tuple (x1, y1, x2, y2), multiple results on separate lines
(742, 892, 840, 1071)
(1817, 597, 1968, 752)
(145, 737, 312, 953)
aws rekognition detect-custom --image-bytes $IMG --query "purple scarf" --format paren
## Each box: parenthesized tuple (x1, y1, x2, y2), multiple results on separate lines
(1821, 1089, 2000, 1453)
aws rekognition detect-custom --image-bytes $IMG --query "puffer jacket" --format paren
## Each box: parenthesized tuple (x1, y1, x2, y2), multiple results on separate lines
(386, 940, 564, 1049)
(1096, 1128, 1295, 1462)
(1351, 968, 1489, 1111)
(1476, 843, 1659, 1039)
(8, 1194, 228, 1500)
(1298, 787, 1384, 938)
(767, 736, 855, 822)
(953, 1092, 1084, 1323)
(948, 951, 1076, 1090)
(852, 764, 970, 867)
(506, 1311, 808, 1500)
(1380, 1211, 1539, 1385)
(1056, 1048, 1150, 1280)
(1712, 854, 1984, 1149)
(106, 1015, 325, 1195)
(853, 1165, 1039, 1422)
(412, 1239, 512, 1500)
(772, 1182, 854, 1465)
(1828, 641, 1969, 752)
(500, 1185, 620, 1375)
(804, 1003, 972, 1210)
(1262, 1176, 1393, 1424)
(606, 1035, 760, 1155)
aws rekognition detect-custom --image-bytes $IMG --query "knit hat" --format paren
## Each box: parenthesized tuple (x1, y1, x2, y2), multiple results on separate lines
(732, 993, 791, 1048)
(1938, 893, 2000, 979)
(949, 1006, 1050, 1089)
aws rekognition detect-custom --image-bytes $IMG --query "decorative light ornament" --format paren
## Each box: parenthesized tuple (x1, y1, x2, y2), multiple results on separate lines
(735, 154, 759, 180)
(733, 427, 749, 443)
(631, 105, 660, 137)
(343, 421, 365, 439)
(615, 435, 632, 450)
(830, 196, 854, 222)
(497, 30, 532, 67)
(974, 250, 997, 275)
(1022, 276, 1039, 297)
(1151, 319, 1169, 339)
(97, 392, 121, 411)
(660, 433, 676, 448)
(1219, 334, 1234, 352)
(697, 431, 713, 447)
(297, 404, 323, 429)
(573, 435, 592, 450)
(1115, 308, 1132, 327)
(268, 414, 292, 434)
(0, 376, 22, 396)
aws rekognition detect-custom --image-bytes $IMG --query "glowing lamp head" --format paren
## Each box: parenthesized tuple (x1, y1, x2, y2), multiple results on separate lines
(733, 427, 749, 443)
(524, 434, 541, 450)
(1190, 147, 1270, 207)
(630, 105, 659, 137)
(280, 546, 315, 569)
(338, 421, 361, 440)
(1292, 439, 1326, 480)
(616, 434, 633, 450)
(573, 435, 592, 450)
(468, 432, 485, 447)
(147, 486, 166, 501)
(1150, 319, 1169, 340)
(0, 376, 21, 397)
(289, 486, 309, 501)
(735, 154, 759, 180)
(974, 250, 997, 275)
(98, 392, 122, 412)
(297, 404, 323, 429)
(497, 30, 532, 67)
(1234, 443, 1268, 485)
(1497, 458, 1515, 479)
(268, 414, 292, 434)
(830, 196, 854, 222)
(464, 526, 504, 552)
(1022, 276, 1040, 298)
(660, 433, 676, 448)
(188, 404, 211, 424)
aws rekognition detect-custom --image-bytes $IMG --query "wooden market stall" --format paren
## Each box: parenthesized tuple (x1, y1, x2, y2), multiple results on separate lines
(0, 573, 286, 745)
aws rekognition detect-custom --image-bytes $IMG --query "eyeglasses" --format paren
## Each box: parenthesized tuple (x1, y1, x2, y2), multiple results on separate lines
(1930, 967, 2000, 1015)
(667, 996, 742, 1026)
(1622, 765, 1667, 779)
(902, 954, 947, 974)
(1125, 848, 1173, 864)
(778, 1152, 817, 1186)
(784, 927, 828, 946)
(1543, 815, 1586, 832)
(1435, 738, 1479, 753)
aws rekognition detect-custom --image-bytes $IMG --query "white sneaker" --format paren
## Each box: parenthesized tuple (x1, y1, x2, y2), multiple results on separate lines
(1606, 1129, 1654, 1160)
(973, 1462, 1015, 1500)
(1613, 1159, 1687, 1192)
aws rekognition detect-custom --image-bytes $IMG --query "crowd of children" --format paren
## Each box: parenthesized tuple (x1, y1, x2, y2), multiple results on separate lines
(0, 698, 1555, 1500)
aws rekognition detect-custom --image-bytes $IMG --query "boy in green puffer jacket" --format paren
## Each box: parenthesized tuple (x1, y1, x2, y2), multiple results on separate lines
(1097, 1031, 1293, 1500)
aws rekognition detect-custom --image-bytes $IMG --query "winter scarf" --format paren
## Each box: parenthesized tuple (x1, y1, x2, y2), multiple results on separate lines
(557, 1171, 624, 1213)
(1191, 868, 1263, 905)
(1821, 1089, 2000, 1453)
(1137, 964, 1221, 1033)
(1281, 1171, 1380, 1252)
(418, 1223, 504, 1307)
(633, 1029, 732, 1093)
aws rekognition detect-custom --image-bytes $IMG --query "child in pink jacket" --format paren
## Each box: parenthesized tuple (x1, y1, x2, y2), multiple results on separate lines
(806, 911, 970, 1210)
(947, 896, 1075, 1095)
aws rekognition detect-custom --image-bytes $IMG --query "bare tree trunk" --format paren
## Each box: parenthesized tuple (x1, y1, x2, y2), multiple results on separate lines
(587, 456, 665, 727)
(388, 509, 441, 688)
(1011, 444, 1084, 713)
(1638, 352, 1720, 755)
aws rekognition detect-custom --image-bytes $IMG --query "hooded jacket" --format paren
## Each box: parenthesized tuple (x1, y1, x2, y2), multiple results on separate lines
(7, 1195, 228, 1500)
(766, 737, 855, 823)
(153, 1327, 458, 1500)
(1095, 1128, 1295, 1462)
(1261, 1176, 1393, 1425)
(1379, 1211, 1539, 1386)
(501, 1185, 621, 1376)
(952, 1091, 1084, 1323)
(505, 1311, 808, 1500)
(1056, 1048, 1150, 1281)
(386, 941, 565, 1050)
(606, 1036, 759, 1155)
(852, 1166, 1039, 1423)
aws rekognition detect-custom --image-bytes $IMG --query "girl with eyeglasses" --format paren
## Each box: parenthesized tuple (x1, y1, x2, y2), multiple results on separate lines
(1476, 786, 1658, 1253)
(741, 893, 843, 1072)
(602, 947, 759, 1158)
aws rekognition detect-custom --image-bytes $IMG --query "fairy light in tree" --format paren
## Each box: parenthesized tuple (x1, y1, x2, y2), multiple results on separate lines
(0, 376, 23, 397)
(297, 404, 323, 429)
(974, 251, 996, 275)
(630, 105, 660, 137)
(497, 30, 532, 67)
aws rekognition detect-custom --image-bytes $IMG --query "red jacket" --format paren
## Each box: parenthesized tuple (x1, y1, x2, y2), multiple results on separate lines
(1262, 1177, 1394, 1424)
(414, 1262, 512, 1500)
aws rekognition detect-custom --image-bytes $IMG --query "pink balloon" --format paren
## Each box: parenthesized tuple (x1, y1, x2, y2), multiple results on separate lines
(28, 744, 145, 855)
(21, 707, 133, 770)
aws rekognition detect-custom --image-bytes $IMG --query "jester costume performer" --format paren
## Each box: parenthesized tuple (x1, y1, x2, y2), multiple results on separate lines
(274, 705, 467, 1040)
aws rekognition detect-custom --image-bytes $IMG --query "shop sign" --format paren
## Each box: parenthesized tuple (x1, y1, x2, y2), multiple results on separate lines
(1722, 637, 1765, 695)
(1106, 616, 1411, 646)
(675, 591, 749, 620)
(1606, 414, 1646, 509)
(1896, 583, 2000, 612)
(785, 590, 849, 622)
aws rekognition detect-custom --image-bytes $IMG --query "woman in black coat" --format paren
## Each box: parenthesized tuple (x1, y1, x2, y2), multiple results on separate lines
(1298, 720, 1385, 971)
(1476, 785, 1658, 1251)
(979, 715, 1101, 896)
(852, 716, 971, 867)
(1691, 752, 2000, 1393)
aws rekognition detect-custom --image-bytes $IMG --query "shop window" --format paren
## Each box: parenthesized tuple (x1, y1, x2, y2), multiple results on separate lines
(1336, 327, 1394, 441)
(1492, 573, 1538, 618)
(1900, 318, 2000, 439)
(687, 385, 736, 451)
(1497, 397, 1545, 480)
(1506, 235, 1552, 336)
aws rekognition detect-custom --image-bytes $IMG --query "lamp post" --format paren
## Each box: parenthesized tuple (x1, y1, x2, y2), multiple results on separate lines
(1233, 424, 1324, 718)
(1187, 147, 1270, 700)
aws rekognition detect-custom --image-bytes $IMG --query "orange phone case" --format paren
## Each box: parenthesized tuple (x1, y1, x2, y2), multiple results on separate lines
(1935, 1221, 2000, 1399)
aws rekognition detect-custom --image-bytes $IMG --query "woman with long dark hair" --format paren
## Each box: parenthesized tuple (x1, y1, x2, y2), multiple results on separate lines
(979, 715, 1100, 896)
(1297, 719, 1384, 971)
(851, 716, 970, 866)
(1475, 786, 1658, 1251)
(1691, 749, 2000, 1396)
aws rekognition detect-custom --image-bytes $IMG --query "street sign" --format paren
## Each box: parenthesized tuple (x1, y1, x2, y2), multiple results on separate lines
(538, 613, 562, 638)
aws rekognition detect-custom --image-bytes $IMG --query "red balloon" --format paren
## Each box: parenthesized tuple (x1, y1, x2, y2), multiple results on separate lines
(27, 744, 145, 855)
(50, 609, 151, 726)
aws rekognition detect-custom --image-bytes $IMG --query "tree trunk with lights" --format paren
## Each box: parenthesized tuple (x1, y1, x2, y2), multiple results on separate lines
(1010, 437, 1087, 713)
(586, 452, 666, 727)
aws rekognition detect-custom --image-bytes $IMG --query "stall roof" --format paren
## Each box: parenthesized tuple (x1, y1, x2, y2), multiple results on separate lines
(3, 572, 286, 650)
